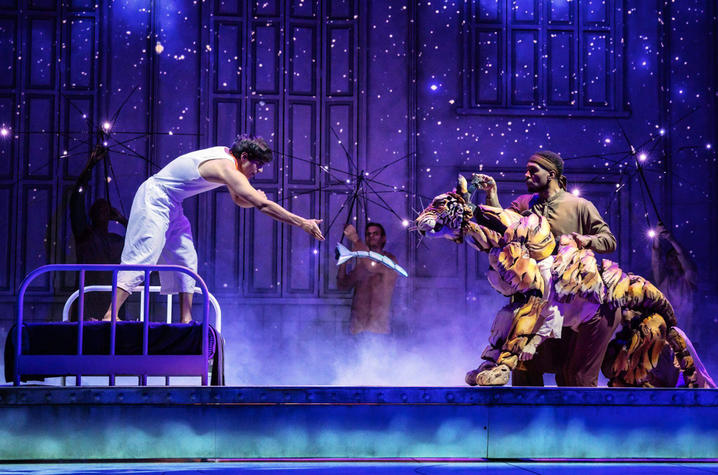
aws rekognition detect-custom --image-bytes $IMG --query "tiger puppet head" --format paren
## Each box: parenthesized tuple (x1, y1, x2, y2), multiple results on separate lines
(415, 175, 523, 249)
(412, 180, 475, 244)
(415, 175, 560, 302)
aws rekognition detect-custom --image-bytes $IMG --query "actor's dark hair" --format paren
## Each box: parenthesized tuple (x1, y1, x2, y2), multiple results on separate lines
(366, 222, 386, 237)
(533, 150, 567, 190)
(230, 134, 273, 164)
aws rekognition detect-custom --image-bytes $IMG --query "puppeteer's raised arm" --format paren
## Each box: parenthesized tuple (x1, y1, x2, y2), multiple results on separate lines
(472, 173, 501, 208)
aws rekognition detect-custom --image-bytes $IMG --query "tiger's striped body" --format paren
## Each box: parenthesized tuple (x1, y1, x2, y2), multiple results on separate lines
(414, 175, 704, 387)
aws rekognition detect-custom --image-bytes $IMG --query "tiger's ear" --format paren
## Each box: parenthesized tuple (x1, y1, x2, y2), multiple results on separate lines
(456, 174, 473, 205)
(457, 174, 468, 195)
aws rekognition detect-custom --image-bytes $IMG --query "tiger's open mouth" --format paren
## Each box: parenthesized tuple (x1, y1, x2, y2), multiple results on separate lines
(414, 214, 445, 236)
(417, 223, 443, 236)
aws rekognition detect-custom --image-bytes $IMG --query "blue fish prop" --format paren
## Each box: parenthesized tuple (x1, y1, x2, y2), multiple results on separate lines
(335, 242, 409, 278)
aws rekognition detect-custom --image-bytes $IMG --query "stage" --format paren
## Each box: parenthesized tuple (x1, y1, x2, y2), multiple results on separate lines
(2, 461, 718, 474)
(1, 386, 717, 462)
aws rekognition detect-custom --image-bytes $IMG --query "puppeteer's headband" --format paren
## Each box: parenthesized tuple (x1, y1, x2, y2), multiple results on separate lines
(529, 155, 560, 176)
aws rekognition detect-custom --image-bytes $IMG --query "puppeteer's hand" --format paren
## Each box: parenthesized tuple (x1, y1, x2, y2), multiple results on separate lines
(109, 207, 127, 224)
(343, 224, 360, 243)
(89, 145, 108, 166)
(302, 219, 325, 241)
(570, 232, 591, 249)
(655, 222, 672, 241)
(520, 337, 540, 361)
(471, 173, 496, 193)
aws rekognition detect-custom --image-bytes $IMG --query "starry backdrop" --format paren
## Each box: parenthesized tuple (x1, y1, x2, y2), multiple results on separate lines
(0, 0, 716, 385)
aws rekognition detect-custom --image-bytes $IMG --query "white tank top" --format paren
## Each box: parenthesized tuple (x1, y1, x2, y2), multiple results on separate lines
(152, 146, 237, 202)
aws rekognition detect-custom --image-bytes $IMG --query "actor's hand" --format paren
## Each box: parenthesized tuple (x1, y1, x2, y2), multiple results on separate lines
(571, 232, 591, 249)
(343, 224, 360, 243)
(303, 218, 325, 241)
(655, 222, 672, 241)
(471, 173, 496, 192)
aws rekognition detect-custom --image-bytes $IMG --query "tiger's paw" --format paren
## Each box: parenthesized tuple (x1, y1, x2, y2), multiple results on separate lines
(476, 364, 511, 386)
(466, 362, 496, 386)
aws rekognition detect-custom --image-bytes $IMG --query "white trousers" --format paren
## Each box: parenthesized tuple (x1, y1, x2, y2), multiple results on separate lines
(117, 178, 198, 295)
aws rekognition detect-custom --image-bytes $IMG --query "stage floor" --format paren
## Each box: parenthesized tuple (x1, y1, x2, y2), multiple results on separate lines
(1, 461, 718, 474)
(1, 386, 717, 461)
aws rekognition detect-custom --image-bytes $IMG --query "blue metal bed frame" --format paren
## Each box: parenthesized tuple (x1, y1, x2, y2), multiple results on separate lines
(14, 264, 213, 386)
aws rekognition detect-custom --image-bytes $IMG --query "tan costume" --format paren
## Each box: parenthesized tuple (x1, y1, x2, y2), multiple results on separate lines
(510, 190, 619, 386)
(510, 190, 616, 254)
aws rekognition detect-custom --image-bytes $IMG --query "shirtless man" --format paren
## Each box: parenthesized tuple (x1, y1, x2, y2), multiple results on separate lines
(337, 223, 399, 335)
(104, 135, 324, 322)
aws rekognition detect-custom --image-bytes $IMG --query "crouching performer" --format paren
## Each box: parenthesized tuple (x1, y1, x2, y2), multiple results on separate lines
(104, 135, 325, 322)
(413, 173, 710, 388)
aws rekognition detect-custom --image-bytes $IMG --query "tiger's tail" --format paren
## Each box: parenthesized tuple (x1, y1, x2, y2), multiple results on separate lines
(601, 261, 703, 387)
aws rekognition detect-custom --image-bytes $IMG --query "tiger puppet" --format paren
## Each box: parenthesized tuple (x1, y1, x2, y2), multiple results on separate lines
(412, 174, 714, 388)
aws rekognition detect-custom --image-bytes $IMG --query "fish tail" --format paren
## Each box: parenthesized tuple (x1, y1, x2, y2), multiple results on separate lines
(335, 242, 354, 266)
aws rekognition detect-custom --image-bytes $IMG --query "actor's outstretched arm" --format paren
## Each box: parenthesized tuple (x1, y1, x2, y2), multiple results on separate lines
(201, 159, 324, 240)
